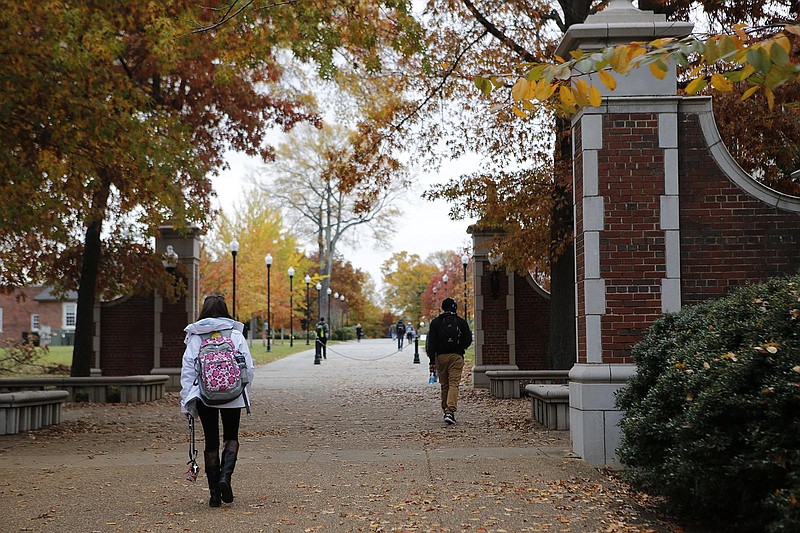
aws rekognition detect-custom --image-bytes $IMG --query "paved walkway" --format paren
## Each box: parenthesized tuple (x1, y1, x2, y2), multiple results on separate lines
(0, 339, 695, 532)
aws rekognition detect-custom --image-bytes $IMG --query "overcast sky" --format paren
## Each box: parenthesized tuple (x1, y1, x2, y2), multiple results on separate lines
(210, 152, 478, 290)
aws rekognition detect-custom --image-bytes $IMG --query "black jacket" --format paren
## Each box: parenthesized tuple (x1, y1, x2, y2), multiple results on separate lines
(425, 311, 472, 362)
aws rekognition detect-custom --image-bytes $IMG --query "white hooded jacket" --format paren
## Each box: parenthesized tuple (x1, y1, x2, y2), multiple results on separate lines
(180, 317, 255, 418)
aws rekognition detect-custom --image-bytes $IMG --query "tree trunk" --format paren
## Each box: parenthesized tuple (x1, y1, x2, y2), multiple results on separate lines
(548, 118, 577, 370)
(71, 179, 111, 377)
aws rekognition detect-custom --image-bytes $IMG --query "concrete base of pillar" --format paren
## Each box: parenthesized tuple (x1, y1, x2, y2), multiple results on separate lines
(568, 363, 636, 468)
(151, 367, 181, 391)
(472, 364, 519, 389)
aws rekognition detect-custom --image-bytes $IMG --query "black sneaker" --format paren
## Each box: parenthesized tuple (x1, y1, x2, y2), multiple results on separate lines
(444, 413, 456, 425)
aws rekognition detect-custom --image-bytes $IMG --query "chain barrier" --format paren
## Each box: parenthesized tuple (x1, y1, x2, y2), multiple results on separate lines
(315, 338, 419, 362)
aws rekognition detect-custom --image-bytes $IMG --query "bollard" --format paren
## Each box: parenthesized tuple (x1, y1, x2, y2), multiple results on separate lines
(413, 336, 420, 364)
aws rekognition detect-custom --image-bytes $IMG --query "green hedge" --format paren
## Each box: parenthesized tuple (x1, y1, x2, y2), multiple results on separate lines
(616, 274, 800, 532)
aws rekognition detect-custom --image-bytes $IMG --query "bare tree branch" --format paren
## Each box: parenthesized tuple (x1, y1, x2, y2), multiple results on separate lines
(460, 0, 537, 62)
(191, 0, 299, 34)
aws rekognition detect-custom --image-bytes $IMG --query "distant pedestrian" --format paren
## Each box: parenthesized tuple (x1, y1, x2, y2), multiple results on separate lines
(406, 323, 415, 344)
(315, 317, 329, 363)
(355, 323, 364, 342)
(180, 295, 254, 507)
(425, 298, 472, 425)
(396, 319, 406, 349)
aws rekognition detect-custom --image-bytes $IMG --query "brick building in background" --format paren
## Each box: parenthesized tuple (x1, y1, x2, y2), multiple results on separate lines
(0, 286, 78, 346)
(1, 226, 200, 390)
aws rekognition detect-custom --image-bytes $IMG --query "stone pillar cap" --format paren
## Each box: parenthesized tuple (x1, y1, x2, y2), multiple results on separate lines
(556, 0, 693, 57)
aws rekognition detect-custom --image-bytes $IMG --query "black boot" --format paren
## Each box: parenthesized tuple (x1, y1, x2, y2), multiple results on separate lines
(204, 451, 221, 507)
(219, 440, 239, 504)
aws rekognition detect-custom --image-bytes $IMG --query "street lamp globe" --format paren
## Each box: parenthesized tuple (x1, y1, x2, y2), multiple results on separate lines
(264, 253, 273, 267)
(315, 282, 322, 291)
(304, 274, 311, 284)
(461, 253, 469, 267)
(443, 273, 449, 284)
(288, 266, 295, 278)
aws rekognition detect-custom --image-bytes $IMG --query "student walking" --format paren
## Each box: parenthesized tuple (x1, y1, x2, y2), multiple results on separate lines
(180, 295, 255, 507)
(396, 319, 406, 350)
(425, 298, 472, 425)
(315, 317, 329, 363)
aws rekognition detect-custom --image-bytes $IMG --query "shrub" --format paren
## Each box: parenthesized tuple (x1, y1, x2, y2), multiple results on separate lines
(616, 274, 800, 532)
(332, 326, 355, 341)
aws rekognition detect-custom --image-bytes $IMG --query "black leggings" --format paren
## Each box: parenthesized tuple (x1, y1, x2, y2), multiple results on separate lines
(196, 401, 241, 452)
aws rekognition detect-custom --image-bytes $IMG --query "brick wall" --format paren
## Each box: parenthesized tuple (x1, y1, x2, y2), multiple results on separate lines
(160, 297, 189, 367)
(99, 295, 155, 376)
(480, 268, 509, 365)
(513, 276, 550, 369)
(679, 113, 800, 302)
(598, 113, 665, 364)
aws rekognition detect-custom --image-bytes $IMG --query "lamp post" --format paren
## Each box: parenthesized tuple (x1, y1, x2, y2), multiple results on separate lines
(264, 254, 273, 352)
(288, 266, 295, 347)
(315, 283, 322, 319)
(461, 253, 469, 320)
(327, 287, 332, 325)
(339, 294, 345, 329)
(442, 273, 449, 297)
(162, 245, 179, 273)
(333, 292, 339, 330)
(229, 239, 239, 319)
(304, 274, 311, 345)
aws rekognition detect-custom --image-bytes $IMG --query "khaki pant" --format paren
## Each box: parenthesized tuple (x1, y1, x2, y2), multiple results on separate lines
(436, 353, 464, 414)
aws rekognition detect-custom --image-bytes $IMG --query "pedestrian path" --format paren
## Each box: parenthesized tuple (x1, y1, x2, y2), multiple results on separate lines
(0, 339, 694, 532)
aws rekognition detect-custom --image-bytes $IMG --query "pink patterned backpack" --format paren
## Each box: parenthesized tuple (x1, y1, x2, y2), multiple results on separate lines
(194, 330, 250, 413)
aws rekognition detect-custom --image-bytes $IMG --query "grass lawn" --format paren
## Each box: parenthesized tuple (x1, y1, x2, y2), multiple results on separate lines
(1, 340, 313, 376)
(248, 338, 316, 366)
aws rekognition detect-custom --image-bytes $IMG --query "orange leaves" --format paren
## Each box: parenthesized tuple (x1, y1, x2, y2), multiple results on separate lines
(475, 24, 800, 118)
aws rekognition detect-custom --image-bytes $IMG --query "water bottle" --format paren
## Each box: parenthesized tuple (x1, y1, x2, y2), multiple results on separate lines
(428, 371, 436, 385)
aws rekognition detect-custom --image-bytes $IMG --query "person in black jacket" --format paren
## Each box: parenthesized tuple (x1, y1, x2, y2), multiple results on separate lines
(425, 298, 473, 425)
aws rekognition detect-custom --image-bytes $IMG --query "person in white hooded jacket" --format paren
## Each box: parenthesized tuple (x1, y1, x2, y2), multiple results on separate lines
(180, 295, 255, 508)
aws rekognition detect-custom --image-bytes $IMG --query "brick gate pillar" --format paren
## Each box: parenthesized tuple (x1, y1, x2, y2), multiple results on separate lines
(152, 225, 202, 389)
(470, 225, 519, 387)
(556, 1, 693, 466)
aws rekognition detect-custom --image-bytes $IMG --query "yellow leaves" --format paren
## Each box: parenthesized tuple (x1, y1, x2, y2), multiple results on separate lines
(685, 77, 708, 95)
(477, 23, 800, 119)
(588, 85, 602, 107)
(792, 366, 800, 374)
(721, 352, 738, 362)
(598, 69, 617, 91)
(559, 85, 575, 107)
(610, 45, 631, 74)
(648, 59, 668, 80)
(535, 78, 556, 101)
(710, 73, 733, 92)
(511, 78, 529, 102)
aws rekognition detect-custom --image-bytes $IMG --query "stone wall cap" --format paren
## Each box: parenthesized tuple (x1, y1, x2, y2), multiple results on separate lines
(556, 1, 693, 57)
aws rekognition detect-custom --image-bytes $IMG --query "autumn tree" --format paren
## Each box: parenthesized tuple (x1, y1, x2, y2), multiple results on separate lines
(254, 122, 405, 323)
(200, 191, 312, 334)
(382, 251, 439, 323)
(0, 0, 425, 376)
